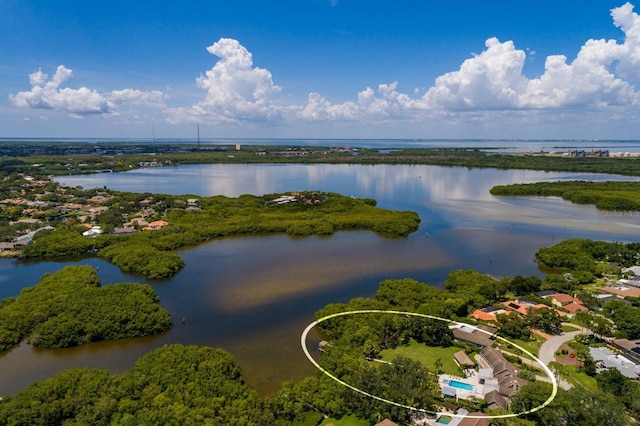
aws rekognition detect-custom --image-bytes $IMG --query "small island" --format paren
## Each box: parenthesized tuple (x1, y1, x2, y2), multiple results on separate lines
(0, 265, 171, 352)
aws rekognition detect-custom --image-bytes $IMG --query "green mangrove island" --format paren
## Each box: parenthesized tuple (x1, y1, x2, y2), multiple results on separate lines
(0, 265, 171, 352)
(491, 180, 640, 211)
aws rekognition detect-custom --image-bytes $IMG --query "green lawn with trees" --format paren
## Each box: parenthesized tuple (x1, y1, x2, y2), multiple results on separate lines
(379, 340, 462, 375)
(0, 265, 171, 352)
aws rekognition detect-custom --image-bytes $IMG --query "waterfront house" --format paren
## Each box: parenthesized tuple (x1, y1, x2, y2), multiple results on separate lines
(451, 324, 496, 347)
(82, 226, 103, 237)
(0, 242, 16, 252)
(480, 347, 526, 397)
(144, 220, 169, 230)
(544, 293, 588, 317)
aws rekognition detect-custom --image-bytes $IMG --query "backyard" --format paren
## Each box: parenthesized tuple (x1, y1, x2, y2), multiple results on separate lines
(379, 340, 467, 376)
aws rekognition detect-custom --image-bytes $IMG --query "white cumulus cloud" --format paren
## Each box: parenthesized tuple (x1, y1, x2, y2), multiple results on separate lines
(611, 1, 640, 80)
(296, 2, 640, 124)
(10, 65, 166, 118)
(170, 38, 288, 124)
(423, 38, 528, 111)
(17, 2, 640, 136)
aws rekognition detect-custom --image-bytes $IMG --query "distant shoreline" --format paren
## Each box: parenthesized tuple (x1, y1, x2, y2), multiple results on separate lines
(2, 137, 640, 153)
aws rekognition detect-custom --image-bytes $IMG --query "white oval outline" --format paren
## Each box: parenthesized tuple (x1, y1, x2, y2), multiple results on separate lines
(301, 309, 558, 419)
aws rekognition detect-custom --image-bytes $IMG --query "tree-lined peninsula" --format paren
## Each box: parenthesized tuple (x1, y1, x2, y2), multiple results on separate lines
(1, 172, 419, 278)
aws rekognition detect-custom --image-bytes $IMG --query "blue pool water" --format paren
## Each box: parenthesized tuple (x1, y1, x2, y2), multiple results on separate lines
(448, 379, 475, 391)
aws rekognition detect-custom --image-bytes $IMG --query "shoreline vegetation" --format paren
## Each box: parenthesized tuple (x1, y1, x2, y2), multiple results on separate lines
(491, 181, 640, 212)
(2, 242, 640, 423)
(0, 142, 639, 177)
(19, 190, 420, 278)
(0, 265, 171, 353)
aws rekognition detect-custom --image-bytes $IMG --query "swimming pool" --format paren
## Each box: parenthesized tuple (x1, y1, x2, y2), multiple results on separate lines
(436, 415, 452, 424)
(446, 379, 476, 391)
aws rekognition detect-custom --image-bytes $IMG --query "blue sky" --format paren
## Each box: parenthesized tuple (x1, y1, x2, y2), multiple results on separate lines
(2, 0, 639, 139)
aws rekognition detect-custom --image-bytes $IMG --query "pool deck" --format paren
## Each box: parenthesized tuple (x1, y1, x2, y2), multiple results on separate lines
(439, 372, 484, 399)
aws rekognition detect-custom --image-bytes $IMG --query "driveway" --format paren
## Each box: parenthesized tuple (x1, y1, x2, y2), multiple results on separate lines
(538, 326, 586, 365)
(537, 325, 589, 390)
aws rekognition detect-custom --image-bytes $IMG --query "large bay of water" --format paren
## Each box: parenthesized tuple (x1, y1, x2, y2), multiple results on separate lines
(0, 163, 639, 397)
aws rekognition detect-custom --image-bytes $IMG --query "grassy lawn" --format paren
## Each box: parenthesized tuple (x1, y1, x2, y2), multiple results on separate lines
(561, 324, 581, 332)
(550, 362, 598, 391)
(379, 340, 463, 376)
(321, 415, 370, 426)
(501, 333, 545, 357)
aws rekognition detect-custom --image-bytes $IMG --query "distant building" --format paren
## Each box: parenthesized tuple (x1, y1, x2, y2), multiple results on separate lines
(0, 242, 16, 252)
(266, 195, 297, 205)
(111, 227, 137, 235)
(501, 299, 551, 316)
(453, 350, 475, 368)
(615, 278, 640, 288)
(544, 293, 588, 316)
(610, 338, 640, 364)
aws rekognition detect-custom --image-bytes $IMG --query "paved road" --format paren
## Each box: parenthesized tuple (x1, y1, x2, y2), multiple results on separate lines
(538, 327, 586, 365)
(537, 325, 590, 390)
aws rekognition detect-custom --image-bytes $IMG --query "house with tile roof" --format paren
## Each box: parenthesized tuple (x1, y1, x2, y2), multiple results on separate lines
(543, 293, 588, 317)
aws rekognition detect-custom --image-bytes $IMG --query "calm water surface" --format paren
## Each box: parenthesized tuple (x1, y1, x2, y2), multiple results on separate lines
(0, 164, 638, 397)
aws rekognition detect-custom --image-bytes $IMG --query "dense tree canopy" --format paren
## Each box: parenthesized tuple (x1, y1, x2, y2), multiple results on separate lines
(21, 191, 420, 278)
(535, 238, 640, 278)
(512, 382, 631, 426)
(0, 345, 274, 426)
(0, 265, 171, 352)
(490, 180, 640, 211)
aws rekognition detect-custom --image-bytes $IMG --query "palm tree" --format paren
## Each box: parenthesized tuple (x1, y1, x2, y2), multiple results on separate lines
(434, 358, 443, 374)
